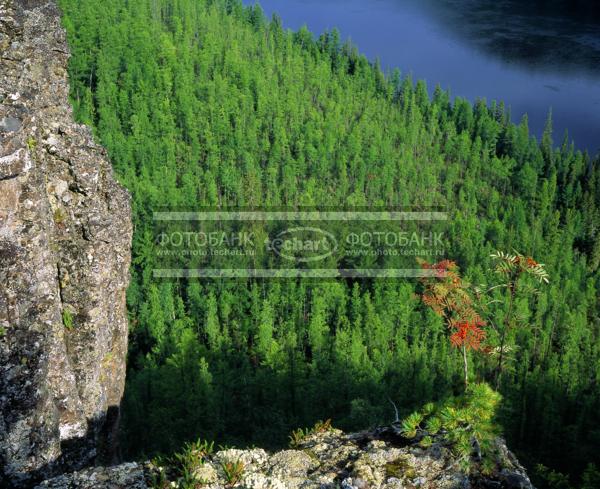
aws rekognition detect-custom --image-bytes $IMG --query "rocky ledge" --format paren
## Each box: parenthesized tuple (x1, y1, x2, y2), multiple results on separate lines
(36, 428, 534, 489)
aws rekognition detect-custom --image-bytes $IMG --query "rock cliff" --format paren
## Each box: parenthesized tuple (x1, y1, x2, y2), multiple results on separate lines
(0, 0, 132, 486)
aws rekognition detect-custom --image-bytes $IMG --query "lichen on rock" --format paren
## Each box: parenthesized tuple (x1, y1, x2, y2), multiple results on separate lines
(0, 0, 132, 486)
(33, 462, 147, 489)
(141, 428, 534, 489)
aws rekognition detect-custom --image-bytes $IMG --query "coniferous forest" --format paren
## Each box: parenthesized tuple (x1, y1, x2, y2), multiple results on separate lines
(57, 0, 600, 486)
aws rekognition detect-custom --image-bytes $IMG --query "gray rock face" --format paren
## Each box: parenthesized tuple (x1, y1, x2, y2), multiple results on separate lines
(31, 428, 535, 489)
(33, 463, 148, 489)
(0, 0, 132, 487)
(143, 429, 534, 489)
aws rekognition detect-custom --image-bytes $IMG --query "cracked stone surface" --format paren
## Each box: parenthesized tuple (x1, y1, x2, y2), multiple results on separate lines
(190, 429, 534, 489)
(57, 429, 530, 489)
(0, 0, 132, 486)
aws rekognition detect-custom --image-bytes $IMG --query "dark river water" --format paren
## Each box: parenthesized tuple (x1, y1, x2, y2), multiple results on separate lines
(245, 0, 600, 154)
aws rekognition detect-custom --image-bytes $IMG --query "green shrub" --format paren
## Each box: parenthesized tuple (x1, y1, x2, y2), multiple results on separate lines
(150, 439, 214, 489)
(289, 419, 333, 448)
(62, 309, 74, 329)
(401, 383, 501, 473)
(221, 459, 244, 486)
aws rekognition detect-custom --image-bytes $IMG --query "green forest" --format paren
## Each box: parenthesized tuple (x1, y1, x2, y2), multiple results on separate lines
(57, 0, 600, 486)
